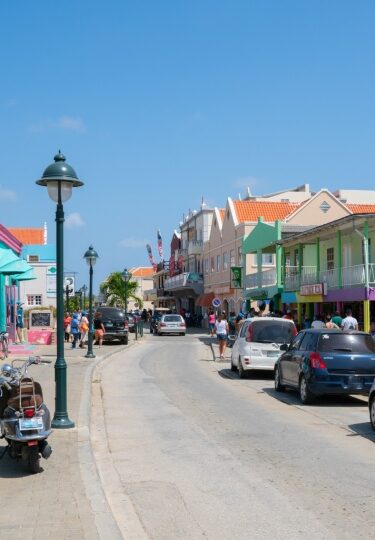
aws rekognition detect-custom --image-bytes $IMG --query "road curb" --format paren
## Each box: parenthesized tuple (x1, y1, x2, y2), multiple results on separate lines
(89, 340, 148, 540)
(77, 340, 143, 539)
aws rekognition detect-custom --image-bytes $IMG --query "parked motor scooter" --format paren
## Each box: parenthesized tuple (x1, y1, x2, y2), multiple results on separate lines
(0, 356, 52, 474)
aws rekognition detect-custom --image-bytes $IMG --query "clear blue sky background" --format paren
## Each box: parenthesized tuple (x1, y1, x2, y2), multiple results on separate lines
(1, 1, 375, 290)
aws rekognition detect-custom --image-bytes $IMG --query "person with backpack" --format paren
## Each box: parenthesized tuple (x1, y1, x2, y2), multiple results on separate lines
(341, 308, 358, 331)
(70, 313, 80, 349)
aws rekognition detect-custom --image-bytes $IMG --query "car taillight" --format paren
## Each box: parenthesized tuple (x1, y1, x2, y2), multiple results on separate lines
(292, 324, 298, 336)
(24, 408, 35, 418)
(160, 323, 166, 327)
(246, 325, 253, 342)
(310, 352, 326, 369)
(124, 321, 129, 329)
(179, 323, 185, 327)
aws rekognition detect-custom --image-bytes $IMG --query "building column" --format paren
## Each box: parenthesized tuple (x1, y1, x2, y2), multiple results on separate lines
(257, 249, 262, 288)
(0, 274, 6, 333)
(337, 230, 342, 288)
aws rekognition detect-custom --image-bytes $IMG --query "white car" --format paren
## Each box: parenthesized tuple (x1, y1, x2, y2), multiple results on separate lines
(230, 317, 297, 378)
(157, 314, 186, 336)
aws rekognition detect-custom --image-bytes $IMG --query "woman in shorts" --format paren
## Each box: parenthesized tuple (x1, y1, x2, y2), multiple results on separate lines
(214, 313, 229, 359)
(94, 312, 105, 347)
(208, 309, 216, 336)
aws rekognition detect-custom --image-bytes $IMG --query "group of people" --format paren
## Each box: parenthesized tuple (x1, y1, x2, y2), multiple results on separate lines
(63, 310, 89, 349)
(306, 308, 359, 331)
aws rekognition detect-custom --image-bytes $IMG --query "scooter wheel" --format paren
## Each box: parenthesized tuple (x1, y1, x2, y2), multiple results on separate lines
(28, 446, 41, 474)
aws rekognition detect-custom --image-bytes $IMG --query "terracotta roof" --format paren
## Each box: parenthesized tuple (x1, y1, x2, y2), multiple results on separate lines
(233, 200, 301, 223)
(8, 228, 44, 245)
(347, 204, 375, 214)
(129, 266, 154, 277)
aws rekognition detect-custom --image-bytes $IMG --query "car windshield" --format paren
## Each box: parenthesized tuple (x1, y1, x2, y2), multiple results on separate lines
(250, 320, 295, 344)
(164, 315, 181, 322)
(99, 308, 125, 319)
(154, 310, 170, 318)
(318, 333, 375, 353)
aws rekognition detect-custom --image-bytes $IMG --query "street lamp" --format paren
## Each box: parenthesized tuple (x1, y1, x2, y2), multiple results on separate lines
(36, 151, 83, 429)
(84, 245, 99, 359)
(122, 268, 132, 314)
(82, 284, 88, 310)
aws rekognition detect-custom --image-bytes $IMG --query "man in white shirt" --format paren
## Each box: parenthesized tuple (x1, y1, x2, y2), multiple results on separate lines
(311, 315, 325, 329)
(341, 309, 358, 331)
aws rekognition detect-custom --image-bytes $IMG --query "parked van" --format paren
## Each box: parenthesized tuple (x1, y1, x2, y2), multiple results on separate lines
(230, 317, 297, 378)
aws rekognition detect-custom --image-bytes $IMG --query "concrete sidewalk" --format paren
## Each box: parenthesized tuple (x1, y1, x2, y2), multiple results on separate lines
(0, 336, 139, 540)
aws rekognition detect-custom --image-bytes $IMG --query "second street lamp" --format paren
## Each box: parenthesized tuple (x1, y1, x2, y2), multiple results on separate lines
(36, 151, 83, 429)
(84, 246, 99, 359)
(122, 268, 132, 314)
(82, 284, 88, 310)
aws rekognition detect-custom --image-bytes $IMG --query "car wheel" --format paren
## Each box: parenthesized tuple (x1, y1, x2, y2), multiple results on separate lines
(370, 396, 375, 431)
(122, 337, 128, 345)
(274, 365, 285, 392)
(238, 357, 247, 379)
(299, 374, 315, 404)
(157, 332, 162, 336)
(230, 356, 237, 372)
(181, 333, 185, 336)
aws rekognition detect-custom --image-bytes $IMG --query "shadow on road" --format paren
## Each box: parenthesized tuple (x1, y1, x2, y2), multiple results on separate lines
(263, 386, 367, 408)
(0, 444, 41, 478)
(347, 422, 375, 443)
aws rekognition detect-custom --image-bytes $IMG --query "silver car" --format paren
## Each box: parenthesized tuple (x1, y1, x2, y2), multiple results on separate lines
(157, 314, 186, 336)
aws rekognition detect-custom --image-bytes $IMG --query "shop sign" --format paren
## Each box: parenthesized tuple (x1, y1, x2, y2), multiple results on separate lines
(231, 266, 243, 289)
(300, 283, 323, 296)
(46, 266, 57, 297)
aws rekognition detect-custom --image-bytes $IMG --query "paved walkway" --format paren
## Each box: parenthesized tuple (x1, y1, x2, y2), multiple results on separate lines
(0, 336, 140, 540)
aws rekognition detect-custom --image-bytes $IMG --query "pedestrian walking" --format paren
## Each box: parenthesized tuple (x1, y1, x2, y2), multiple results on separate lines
(208, 309, 216, 336)
(331, 311, 343, 327)
(64, 312, 72, 342)
(16, 303, 24, 343)
(311, 314, 325, 329)
(324, 314, 339, 329)
(341, 308, 358, 331)
(79, 311, 89, 348)
(214, 313, 229, 359)
(94, 312, 105, 347)
(70, 313, 80, 349)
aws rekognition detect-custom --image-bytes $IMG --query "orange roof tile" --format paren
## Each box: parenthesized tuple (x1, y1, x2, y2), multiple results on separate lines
(129, 266, 154, 277)
(8, 228, 44, 245)
(347, 204, 375, 214)
(233, 200, 301, 223)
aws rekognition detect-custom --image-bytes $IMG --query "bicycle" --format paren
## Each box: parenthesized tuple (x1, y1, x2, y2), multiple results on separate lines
(0, 332, 9, 358)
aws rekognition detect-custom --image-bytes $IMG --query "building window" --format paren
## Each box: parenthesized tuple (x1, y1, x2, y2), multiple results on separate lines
(211, 257, 215, 273)
(204, 258, 209, 274)
(238, 247, 242, 266)
(216, 255, 221, 272)
(27, 295, 42, 306)
(262, 253, 274, 265)
(223, 252, 228, 270)
(327, 247, 334, 270)
(230, 249, 235, 266)
(28, 255, 39, 263)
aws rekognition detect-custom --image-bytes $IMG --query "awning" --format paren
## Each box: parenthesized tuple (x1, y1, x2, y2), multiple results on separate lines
(0, 259, 32, 275)
(196, 292, 215, 307)
(12, 268, 36, 281)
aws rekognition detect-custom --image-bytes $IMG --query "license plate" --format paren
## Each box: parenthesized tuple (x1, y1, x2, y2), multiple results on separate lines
(267, 351, 279, 357)
(348, 376, 362, 388)
(19, 417, 43, 430)
(106, 323, 113, 328)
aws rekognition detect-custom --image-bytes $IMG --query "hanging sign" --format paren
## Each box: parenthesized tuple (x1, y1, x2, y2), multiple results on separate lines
(231, 266, 243, 289)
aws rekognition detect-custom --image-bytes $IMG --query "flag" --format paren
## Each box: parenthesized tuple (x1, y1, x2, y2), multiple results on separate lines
(157, 229, 163, 260)
(146, 244, 157, 271)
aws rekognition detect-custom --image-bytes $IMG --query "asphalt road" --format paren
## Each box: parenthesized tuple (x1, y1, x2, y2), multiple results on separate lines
(98, 332, 375, 539)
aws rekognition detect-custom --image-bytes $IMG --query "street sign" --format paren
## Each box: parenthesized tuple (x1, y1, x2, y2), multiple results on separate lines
(212, 297, 221, 308)
(64, 276, 75, 296)
(231, 266, 243, 289)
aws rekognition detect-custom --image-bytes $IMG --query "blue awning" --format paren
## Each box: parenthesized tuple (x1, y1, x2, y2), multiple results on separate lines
(0, 259, 33, 275)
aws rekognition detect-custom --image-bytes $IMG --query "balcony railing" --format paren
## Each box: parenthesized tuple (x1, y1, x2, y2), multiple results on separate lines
(282, 263, 375, 291)
(245, 268, 276, 289)
(187, 240, 203, 256)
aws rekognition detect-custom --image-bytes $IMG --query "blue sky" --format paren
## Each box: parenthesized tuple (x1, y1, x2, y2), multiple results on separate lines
(1, 1, 375, 289)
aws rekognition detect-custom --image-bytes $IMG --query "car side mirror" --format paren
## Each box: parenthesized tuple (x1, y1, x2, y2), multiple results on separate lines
(280, 343, 289, 351)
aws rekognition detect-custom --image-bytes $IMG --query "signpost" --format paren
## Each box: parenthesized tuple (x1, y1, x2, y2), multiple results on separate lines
(212, 297, 221, 308)
(231, 267, 243, 289)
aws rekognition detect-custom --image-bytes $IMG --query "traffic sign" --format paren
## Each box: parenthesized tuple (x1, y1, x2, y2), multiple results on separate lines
(212, 297, 221, 308)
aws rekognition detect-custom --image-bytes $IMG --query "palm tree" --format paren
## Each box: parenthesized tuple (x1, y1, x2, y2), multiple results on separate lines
(100, 271, 143, 309)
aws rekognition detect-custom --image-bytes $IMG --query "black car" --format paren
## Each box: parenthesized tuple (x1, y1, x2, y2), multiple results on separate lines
(98, 307, 128, 345)
(275, 329, 375, 404)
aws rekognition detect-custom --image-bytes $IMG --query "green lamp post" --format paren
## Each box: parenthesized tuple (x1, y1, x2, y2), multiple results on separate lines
(122, 268, 132, 313)
(36, 151, 83, 429)
(84, 245, 99, 359)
